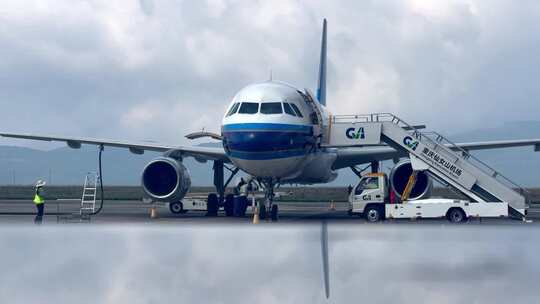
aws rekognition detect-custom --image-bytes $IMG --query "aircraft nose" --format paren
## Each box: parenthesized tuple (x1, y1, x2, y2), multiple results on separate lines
(222, 124, 313, 159)
(223, 131, 268, 153)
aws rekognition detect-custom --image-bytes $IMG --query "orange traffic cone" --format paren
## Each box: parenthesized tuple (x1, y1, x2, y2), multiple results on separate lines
(150, 206, 158, 219)
(329, 201, 336, 211)
(253, 206, 260, 224)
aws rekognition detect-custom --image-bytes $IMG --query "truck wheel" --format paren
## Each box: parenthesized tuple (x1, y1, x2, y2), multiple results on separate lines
(169, 201, 187, 214)
(207, 193, 218, 217)
(365, 205, 383, 223)
(224, 194, 234, 217)
(447, 208, 466, 223)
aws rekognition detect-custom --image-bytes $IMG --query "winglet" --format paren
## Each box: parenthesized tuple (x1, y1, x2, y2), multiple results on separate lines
(316, 19, 327, 106)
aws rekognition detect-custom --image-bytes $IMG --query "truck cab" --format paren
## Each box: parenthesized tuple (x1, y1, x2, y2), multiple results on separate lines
(348, 173, 389, 221)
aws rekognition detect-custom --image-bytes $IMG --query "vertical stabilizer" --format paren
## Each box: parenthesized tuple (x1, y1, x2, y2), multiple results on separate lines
(317, 19, 327, 106)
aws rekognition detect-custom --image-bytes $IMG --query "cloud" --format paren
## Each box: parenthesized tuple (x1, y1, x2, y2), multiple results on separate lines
(139, 0, 154, 16)
(1, 0, 540, 149)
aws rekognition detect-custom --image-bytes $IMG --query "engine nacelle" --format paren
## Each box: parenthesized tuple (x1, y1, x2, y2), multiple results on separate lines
(389, 159, 432, 200)
(141, 157, 191, 202)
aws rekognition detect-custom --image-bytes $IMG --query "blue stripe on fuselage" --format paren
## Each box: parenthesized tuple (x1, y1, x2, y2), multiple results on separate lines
(228, 149, 307, 160)
(223, 130, 311, 151)
(222, 123, 312, 133)
(222, 123, 313, 160)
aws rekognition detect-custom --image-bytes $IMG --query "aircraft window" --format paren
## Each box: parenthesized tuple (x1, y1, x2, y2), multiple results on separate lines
(260, 102, 283, 114)
(283, 103, 296, 116)
(226, 103, 240, 117)
(290, 103, 304, 117)
(238, 102, 259, 114)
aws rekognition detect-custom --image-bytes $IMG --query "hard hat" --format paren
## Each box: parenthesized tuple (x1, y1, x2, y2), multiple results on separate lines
(35, 180, 46, 188)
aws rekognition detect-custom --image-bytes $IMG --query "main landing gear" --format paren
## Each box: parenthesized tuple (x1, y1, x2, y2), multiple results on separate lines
(205, 160, 239, 217)
(258, 179, 279, 222)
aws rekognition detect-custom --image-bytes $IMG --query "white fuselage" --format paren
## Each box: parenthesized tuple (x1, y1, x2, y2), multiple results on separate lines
(221, 81, 337, 183)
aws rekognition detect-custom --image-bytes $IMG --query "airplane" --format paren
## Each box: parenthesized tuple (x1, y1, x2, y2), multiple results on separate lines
(2, 19, 540, 222)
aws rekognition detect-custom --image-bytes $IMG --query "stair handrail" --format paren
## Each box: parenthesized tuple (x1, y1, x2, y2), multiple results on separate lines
(421, 131, 530, 198)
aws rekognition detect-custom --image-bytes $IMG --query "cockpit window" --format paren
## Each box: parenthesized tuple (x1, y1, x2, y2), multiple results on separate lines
(283, 103, 296, 116)
(238, 102, 259, 114)
(289, 103, 304, 117)
(260, 102, 283, 114)
(226, 103, 240, 117)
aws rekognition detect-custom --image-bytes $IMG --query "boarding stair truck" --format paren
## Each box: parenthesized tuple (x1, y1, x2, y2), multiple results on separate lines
(328, 113, 530, 222)
(348, 172, 508, 223)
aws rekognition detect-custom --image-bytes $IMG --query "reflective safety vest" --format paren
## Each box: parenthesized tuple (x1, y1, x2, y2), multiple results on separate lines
(33, 194, 44, 205)
(239, 184, 249, 196)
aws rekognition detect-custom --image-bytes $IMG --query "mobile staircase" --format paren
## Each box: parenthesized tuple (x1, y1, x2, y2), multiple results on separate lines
(328, 113, 529, 218)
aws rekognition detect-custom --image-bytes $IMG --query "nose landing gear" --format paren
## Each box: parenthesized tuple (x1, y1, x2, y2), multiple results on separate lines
(259, 179, 279, 222)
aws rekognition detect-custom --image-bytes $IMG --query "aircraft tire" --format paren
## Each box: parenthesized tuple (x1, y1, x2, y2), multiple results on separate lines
(270, 205, 279, 222)
(224, 194, 234, 217)
(240, 198, 249, 216)
(233, 196, 248, 217)
(207, 193, 218, 216)
(259, 205, 267, 220)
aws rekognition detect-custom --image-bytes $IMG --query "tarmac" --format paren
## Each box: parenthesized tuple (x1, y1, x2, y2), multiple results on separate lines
(0, 199, 539, 225)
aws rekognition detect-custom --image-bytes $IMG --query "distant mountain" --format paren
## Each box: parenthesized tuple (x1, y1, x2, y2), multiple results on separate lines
(445, 121, 540, 187)
(0, 145, 214, 186)
(1, 121, 539, 186)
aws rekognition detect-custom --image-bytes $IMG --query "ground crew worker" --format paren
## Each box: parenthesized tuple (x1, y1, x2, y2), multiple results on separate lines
(233, 178, 249, 217)
(33, 180, 46, 224)
(239, 180, 249, 197)
(234, 177, 246, 195)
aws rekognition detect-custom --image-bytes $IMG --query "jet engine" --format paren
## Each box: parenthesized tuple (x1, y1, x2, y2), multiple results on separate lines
(389, 159, 432, 200)
(141, 157, 191, 202)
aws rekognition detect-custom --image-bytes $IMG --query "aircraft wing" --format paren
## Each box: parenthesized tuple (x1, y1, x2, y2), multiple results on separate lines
(450, 139, 540, 151)
(0, 132, 229, 162)
(333, 138, 540, 170)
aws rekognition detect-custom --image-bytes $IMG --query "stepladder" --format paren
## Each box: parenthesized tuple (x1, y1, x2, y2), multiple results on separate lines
(80, 172, 99, 215)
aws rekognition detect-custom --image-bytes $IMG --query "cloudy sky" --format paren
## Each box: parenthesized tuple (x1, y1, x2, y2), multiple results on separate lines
(1, 0, 540, 148)
(1, 224, 539, 303)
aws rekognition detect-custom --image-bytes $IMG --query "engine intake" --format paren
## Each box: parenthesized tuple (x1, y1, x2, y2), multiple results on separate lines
(389, 159, 432, 200)
(142, 157, 191, 202)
